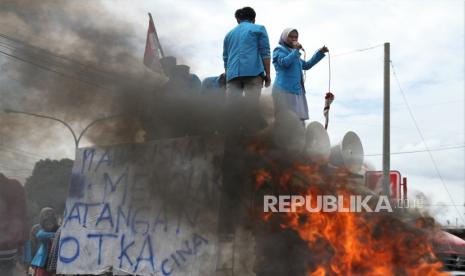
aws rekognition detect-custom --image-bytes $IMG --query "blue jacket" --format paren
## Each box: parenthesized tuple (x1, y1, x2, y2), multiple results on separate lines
(272, 45, 325, 94)
(201, 76, 223, 93)
(31, 230, 55, 268)
(223, 20, 271, 82)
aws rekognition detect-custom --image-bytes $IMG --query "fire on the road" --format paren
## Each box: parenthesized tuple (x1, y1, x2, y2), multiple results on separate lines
(252, 160, 448, 276)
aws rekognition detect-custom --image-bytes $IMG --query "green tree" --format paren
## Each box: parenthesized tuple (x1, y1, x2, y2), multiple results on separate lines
(25, 158, 73, 224)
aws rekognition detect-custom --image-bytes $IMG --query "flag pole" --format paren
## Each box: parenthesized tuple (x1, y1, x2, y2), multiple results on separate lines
(148, 13, 165, 58)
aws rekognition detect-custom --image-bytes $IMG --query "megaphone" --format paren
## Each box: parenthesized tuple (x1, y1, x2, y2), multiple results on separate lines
(330, 131, 364, 174)
(272, 110, 305, 155)
(304, 121, 330, 162)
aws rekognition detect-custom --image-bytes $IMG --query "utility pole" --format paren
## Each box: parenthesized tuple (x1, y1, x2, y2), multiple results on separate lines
(383, 42, 391, 197)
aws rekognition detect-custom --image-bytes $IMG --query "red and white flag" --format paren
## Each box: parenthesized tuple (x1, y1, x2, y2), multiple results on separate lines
(143, 13, 164, 73)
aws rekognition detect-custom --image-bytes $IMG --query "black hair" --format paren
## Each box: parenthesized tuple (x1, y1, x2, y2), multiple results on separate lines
(234, 8, 242, 19)
(235, 7, 256, 21)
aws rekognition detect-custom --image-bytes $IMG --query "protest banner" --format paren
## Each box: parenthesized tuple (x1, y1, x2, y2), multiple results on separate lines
(57, 136, 223, 275)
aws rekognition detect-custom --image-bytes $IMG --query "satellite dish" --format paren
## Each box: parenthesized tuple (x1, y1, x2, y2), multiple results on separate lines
(304, 121, 330, 162)
(272, 110, 305, 155)
(330, 131, 364, 173)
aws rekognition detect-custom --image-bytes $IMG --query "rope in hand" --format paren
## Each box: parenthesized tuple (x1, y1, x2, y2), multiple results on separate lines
(323, 43, 384, 129)
(324, 51, 334, 129)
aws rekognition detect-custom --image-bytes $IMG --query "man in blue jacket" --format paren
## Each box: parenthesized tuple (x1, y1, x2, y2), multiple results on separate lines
(223, 7, 271, 133)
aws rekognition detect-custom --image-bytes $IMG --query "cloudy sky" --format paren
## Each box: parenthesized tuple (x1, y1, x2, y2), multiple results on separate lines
(105, 0, 465, 225)
(0, 0, 463, 225)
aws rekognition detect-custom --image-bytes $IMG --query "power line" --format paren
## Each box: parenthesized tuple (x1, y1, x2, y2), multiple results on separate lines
(0, 42, 116, 90)
(0, 41, 101, 82)
(0, 31, 158, 92)
(398, 100, 464, 109)
(332, 43, 384, 57)
(331, 120, 426, 131)
(365, 144, 465, 156)
(0, 32, 118, 80)
(320, 43, 465, 222)
(1, 175, 30, 180)
(0, 31, 127, 91)
(336, 100, 464, 115)
(0, 155, 37, 166)
(0, 144, 49, 159)
(425, 204, 465, 206)
(0, 31, 154, 93)
(0, 148, 43, 160)
(0, 48, 110, 90)
(0, 164, 32, 172)
(0, 165, 30, 172)
(0, 166, 31, 172)
(390, 60, 465, 224)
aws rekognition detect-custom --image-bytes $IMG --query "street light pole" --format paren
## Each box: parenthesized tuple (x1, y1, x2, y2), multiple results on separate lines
(4, 109, 123, 149)
(382, 42, 391, 198)
(5, 109, 79, 149)
(76, 114, 123, 147)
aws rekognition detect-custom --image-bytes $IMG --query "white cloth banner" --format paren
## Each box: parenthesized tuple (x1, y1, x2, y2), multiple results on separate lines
(57, 137, 223, 275)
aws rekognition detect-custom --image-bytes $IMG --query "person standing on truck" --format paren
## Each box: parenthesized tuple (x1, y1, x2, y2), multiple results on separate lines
(272, 28, 328, 124)
(223, 6, 271, 134)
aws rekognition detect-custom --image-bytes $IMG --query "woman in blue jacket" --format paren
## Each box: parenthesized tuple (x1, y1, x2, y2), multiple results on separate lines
(272, 28, 328, 123)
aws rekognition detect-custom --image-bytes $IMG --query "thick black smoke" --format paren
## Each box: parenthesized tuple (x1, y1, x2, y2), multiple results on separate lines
(0, 0, 172, 177)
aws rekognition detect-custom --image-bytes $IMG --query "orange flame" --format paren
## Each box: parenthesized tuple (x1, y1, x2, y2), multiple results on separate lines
(252, 159, 448, 276)
(254, 169, 272, 191)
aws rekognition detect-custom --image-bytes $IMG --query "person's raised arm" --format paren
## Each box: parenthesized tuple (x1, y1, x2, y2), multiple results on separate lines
(302, 46, 328, 70)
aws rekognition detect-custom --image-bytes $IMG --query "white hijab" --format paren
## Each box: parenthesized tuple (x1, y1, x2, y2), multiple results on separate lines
(279, 28, 298, 47)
